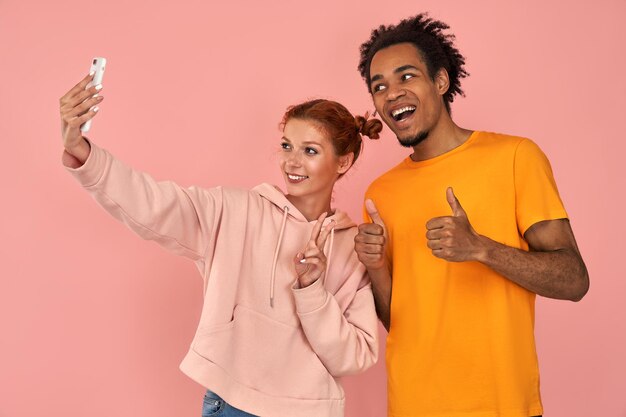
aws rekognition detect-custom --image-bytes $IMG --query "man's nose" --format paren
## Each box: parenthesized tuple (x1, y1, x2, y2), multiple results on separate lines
(386, 83, 407, 101)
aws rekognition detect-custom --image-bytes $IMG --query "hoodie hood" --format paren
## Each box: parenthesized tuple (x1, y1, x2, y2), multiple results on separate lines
(252, 183, 355, 229)
(252, 183, 355, 307)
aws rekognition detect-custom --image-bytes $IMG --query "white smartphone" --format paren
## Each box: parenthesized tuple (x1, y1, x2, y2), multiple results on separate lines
(80, 57, 107, 133)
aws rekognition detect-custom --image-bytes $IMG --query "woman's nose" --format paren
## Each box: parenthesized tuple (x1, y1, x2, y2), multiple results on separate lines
(286, 151, 302, 166)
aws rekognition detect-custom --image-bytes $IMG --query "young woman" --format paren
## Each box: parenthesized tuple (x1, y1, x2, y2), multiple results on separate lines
(59, 73, 382, 417)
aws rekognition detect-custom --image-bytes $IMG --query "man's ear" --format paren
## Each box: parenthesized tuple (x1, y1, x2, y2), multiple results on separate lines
(435, 68, 450, 96)
(337, 152, 355, 175)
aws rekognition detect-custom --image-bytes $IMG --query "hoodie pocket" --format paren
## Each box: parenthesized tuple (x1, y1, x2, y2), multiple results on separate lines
(193, 304, 342, 401)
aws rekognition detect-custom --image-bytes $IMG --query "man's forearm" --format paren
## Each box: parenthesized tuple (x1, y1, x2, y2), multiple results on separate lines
(368, 267, 392, 331)
(477, 236, 589, 301)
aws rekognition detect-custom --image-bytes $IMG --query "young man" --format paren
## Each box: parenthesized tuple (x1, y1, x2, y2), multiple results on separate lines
(353, 14, 589, 417)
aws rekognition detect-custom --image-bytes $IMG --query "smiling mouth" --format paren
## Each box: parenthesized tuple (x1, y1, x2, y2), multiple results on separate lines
(390, 106, 416, 121)
(287, 173, 308, 181)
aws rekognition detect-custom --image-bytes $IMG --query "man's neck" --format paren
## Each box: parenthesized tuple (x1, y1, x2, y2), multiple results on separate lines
(410, 114, 473, 162)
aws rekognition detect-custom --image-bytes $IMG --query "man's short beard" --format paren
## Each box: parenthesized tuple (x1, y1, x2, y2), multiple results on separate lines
(398, 130, 429, 148)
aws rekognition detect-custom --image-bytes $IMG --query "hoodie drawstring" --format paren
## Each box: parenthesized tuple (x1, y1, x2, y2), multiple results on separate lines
(323, 227, 335, 286)
(270, 207, 289, 307)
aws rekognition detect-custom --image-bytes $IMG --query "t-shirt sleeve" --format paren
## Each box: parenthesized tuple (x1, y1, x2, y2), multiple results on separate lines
(362, 204, 370, 223)
(514, 138, 568, 236)
(363, 187, 374, 223)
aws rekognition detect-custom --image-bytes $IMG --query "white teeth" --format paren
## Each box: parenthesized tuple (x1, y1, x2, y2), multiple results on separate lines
(391, 106, 416, 117)
(288, 174, 308, 180)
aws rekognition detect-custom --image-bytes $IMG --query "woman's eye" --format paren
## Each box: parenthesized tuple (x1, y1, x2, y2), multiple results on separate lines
(280, 142, 291, 150)
(305, 147, 318, 155)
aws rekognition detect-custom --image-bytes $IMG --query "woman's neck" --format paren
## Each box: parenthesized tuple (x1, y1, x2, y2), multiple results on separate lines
(286, 193, 333, 222)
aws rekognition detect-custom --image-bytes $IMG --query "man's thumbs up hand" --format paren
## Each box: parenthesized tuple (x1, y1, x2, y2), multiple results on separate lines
(355, 199, 389, 271)
(447, 187, 468, 218)
(426, 187, 485, 262)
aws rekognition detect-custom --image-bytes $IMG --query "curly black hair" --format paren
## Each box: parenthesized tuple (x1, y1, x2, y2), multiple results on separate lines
(358, 13, 468, 114)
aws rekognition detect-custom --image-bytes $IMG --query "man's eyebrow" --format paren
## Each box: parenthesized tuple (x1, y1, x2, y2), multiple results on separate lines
(395, 64, 419, 73)
(370, 65, 420, 84)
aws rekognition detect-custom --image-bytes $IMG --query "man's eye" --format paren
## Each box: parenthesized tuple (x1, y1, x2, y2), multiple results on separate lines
(401, 73, 415, 81)
(372, 84, 386, 93)
(371, 82, 386, 93)
(305, 147, 318, 155)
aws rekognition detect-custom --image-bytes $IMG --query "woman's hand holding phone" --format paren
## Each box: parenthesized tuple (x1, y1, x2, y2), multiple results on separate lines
(59, 65, 105, 167)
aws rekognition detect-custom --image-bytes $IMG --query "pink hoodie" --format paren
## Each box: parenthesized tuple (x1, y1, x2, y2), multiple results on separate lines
(65, 142, 379, 417)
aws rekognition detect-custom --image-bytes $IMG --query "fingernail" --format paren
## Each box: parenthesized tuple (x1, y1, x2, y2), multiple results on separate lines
(95, 84, 103, 91)
(93, 106, 100, 112)
(89, 71, 95, 76)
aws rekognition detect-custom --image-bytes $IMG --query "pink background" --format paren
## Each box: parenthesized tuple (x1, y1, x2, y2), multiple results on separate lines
(1, 0, 625, 416)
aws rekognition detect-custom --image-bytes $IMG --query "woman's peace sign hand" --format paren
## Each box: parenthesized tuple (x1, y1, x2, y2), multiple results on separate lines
(294, 212, 335, 288)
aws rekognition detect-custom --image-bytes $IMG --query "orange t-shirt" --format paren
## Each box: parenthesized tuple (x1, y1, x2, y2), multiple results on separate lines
(365, 131, 567, 417)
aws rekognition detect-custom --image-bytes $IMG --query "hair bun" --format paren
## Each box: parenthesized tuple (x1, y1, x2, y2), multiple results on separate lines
(355, 112, 383, 140)
(355, 115, 367, 133)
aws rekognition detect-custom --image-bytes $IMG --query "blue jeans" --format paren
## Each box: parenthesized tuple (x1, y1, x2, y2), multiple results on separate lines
(202, 390, 258, 417)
